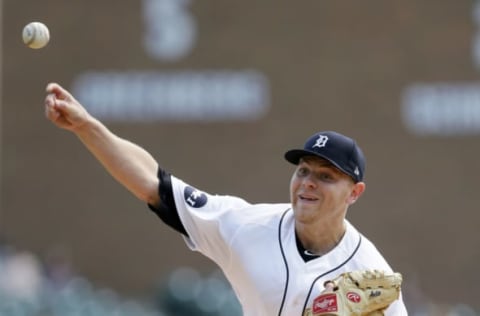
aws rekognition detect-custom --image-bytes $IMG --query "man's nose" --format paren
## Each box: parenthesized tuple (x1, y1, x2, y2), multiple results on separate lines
(301, 174, 317, 188)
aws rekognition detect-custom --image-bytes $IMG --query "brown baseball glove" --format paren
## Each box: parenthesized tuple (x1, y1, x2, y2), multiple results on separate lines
(304, 270, 403, 316)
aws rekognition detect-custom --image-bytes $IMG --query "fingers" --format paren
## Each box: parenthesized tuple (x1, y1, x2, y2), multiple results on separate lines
(45, 105, 60, 121)
(44, 83, 73, 116)
(44, 93, 54, 107)
(322, 281, 339, 293)
(45, 82, 73, 101)
(44, 92, 70, 118)
(44, 82, 89, 130)
(324, 282, 335, 291)
(44, 94, 60, 120)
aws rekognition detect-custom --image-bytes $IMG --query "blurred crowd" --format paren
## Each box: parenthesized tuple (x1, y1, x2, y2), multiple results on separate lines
(0, 241, 162, 316)
(0, 239, 477, 316)
(0, 239, 241, 316)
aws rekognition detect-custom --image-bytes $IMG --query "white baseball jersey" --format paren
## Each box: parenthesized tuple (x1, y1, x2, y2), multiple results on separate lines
(169, 176, 408, 316)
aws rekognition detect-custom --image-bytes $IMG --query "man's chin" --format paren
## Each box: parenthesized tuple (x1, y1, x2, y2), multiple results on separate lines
(293, 206, 319, 219)
(294, 202, 320, 211)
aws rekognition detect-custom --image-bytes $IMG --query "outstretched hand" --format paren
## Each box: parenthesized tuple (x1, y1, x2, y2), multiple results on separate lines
(44, 82, 91, 131)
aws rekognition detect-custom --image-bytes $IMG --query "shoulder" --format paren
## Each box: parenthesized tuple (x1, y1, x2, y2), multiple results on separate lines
(222, 203, 292, 227)
(252, 203, 292, 218)
(345, 221, 394, 271)
(171, 175, 291, 222)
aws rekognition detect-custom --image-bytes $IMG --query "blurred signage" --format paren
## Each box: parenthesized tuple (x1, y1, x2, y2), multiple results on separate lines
(72, 70, 269, 122)
(71, 0, 270, 122)
(401, 1, 480, 136)
(142, 0, 196, 62)
(402, 83, 480, 136)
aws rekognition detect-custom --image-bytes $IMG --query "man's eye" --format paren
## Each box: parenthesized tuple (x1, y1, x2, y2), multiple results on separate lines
(297, 168, 308, 176)
(318, 173, 333, 181)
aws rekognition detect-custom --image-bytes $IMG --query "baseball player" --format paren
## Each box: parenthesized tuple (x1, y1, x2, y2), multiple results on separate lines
(44, 83, 408, 316)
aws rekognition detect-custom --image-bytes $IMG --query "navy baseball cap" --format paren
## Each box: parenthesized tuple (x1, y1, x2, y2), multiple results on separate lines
(284, 131, 366, 183)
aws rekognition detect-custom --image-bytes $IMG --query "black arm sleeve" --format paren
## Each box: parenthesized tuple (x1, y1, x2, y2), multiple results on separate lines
(148, 168, 189, 237)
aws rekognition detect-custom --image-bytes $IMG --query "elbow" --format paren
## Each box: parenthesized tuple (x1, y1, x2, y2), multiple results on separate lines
(137, 178, 160, 206)
(145, 191, 160, 207)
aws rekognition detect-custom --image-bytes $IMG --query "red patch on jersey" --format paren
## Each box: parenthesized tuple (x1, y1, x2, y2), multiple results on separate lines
(312, 293, 338, 313)
(347, 291, 361, 303)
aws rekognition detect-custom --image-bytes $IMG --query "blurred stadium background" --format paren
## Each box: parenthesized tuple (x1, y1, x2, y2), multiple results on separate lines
(1, 0, 480, 315)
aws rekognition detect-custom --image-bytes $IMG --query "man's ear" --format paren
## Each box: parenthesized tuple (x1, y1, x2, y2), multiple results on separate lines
(347, 182, 366, 205)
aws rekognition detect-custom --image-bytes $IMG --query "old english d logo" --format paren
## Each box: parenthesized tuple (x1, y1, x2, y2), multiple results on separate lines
(312, 135, 329, 149)
(184, 186, 208, 208)
(312, 293, 338, 314)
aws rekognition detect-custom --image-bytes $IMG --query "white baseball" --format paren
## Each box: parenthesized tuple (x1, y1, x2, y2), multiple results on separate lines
(22, 22, 50, 49)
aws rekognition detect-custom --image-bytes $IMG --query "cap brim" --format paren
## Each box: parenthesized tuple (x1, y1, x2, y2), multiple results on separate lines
(285, 149, 336, 165)
(284, 149, 352, 179)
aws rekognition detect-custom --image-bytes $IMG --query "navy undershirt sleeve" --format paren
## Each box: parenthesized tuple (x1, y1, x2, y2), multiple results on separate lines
(148, 168, 189, 237)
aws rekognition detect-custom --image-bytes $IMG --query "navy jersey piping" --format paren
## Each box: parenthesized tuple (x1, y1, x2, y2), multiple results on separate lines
(300, 234, 362, 315)
(276, 208, 291, 316)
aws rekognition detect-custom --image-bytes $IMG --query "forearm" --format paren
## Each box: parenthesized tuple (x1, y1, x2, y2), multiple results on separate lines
(74, 117, 160, 205)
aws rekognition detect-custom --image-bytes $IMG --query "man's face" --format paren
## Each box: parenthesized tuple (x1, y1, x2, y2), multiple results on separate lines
(289, 156, 363, 224)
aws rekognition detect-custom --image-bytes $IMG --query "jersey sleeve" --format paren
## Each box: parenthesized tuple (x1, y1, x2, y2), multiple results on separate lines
(148, 168, 188, 236)
(169, 176, 252, 265)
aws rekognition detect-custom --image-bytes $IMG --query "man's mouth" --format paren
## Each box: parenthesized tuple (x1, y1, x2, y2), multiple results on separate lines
(299, 195, 318, 201)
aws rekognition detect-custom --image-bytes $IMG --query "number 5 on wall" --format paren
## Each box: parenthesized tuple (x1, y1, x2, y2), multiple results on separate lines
(143, 0, 197, 62)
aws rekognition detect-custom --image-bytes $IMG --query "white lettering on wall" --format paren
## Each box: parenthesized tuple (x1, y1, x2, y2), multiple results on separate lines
(143, 0, 196, 61)
(472, 0, 480, 69)
(71, 71, 270, 122)
(71, 0, 271, 122)
(401, 2, 480, 136)
(402, 83, 480, 135)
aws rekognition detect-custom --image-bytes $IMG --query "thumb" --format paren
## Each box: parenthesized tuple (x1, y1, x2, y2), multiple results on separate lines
(46, 82, 74, 102)
(323, 281, 336, 292)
